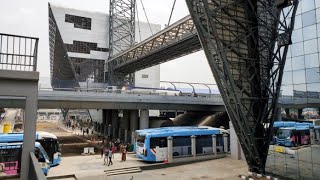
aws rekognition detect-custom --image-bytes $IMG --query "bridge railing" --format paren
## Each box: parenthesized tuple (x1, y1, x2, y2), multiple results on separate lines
(0, 33, 39, 71)
(38, 87, 221, 99)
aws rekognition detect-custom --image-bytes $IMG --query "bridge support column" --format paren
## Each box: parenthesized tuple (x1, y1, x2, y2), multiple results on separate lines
(167, 136, 173, 163)
(191, 135, 196, 159)
(298, 109, 303, 119)
(229, 121, 242, 160)
(310, 127, 315, 145)
(212, 134, 217, 158)
(275, 108, 282, 121)
(111, 110, 118, 138)
(139, 109, 149, 130)
(316, 129, 320, 141)
(130, 110, 139, 131)
(285, 109, 290, 117)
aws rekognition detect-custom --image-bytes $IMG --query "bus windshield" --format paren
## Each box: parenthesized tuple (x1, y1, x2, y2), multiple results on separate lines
(136, 136, 145, 147)
(37, 145, 49, 162)
(277, 129, 291, 139)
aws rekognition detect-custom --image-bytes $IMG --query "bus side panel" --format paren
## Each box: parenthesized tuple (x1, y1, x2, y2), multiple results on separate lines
(2, 161, 19, 175)
(155, 147, 167, 161)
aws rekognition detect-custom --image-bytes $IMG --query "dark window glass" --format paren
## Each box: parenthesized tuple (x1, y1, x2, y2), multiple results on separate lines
(65, 41, 108, 54)
(65, 14, 92, 30)
(150, 137, 167, 148)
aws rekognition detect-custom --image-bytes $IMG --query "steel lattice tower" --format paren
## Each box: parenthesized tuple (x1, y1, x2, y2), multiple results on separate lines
(106, 0, 136, 86)
(186, 0, 298, 173)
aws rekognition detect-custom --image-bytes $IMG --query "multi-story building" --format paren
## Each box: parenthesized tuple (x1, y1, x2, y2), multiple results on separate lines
(48, 3, 160, 89)
(281, 0, 320, 114)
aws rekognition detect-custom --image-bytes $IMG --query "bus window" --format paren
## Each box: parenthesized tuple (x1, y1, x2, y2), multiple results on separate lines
(136, 136, 145, 147)
(150, 137, 167, 148)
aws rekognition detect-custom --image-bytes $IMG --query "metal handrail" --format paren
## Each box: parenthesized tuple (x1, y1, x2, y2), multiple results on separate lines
(0, 33, 39, 71)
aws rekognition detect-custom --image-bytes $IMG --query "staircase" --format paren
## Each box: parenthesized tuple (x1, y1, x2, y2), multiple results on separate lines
(104, 167, 142, 176)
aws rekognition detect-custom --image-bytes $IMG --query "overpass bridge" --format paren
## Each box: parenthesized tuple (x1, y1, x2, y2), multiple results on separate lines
(108, 15, 201, 75)
(0, 89, 225, 111)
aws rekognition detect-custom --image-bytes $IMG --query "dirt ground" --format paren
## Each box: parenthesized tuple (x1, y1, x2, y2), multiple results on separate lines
(36, 121, 98, 157)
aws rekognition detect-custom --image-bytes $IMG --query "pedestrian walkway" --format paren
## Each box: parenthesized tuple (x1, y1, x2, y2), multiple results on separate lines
(48, 153, 247, 180)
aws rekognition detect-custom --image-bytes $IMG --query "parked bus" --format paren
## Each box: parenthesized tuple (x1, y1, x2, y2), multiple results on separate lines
(0, 132, 61, 166)
(275, 126, 311, 147)
(134, 126, 229, 162)
(0, 142, 50, 176)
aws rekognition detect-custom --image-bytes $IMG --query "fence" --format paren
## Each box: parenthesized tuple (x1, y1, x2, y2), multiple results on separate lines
(266, 141, 320, 179)
(0, 33, 39, 71)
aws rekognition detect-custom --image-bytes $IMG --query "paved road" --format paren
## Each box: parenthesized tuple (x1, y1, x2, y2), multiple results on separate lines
(48, 154, 247, 180)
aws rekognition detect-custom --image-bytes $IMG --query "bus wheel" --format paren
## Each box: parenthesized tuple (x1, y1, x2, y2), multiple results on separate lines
(216, 148, 220, 152)
(173, 152, 180, 156)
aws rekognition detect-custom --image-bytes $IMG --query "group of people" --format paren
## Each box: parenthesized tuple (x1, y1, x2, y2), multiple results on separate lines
(101, 140, 128, 166)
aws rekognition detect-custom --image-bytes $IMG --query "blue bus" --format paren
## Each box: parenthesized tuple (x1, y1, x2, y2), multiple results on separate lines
(0, 132, 61, 166)
(135, 126, 229, 162)
(275, 126, 311, 147)
(0, 142, 50, 176)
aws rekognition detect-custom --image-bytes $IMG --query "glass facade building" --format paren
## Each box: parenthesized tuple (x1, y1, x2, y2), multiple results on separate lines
(280, 0, 320, 107)
(266, 1, 320, 179)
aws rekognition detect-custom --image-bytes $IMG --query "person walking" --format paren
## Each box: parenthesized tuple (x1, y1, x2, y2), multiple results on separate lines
(104, 147, 109, 165)
(100, 146, 104, 158)
(108, 148, 113, 166)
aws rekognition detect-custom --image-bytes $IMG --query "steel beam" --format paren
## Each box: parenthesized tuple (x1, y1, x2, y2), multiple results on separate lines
(185, 0, 298, 173)
(106, 0, 136, 86)
(108, 15, 201, 74)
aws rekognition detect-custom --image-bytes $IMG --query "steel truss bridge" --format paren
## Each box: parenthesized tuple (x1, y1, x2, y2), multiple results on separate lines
(107, 0, 299, 174)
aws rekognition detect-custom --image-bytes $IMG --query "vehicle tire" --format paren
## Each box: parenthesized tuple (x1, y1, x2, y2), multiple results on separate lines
(173, 152, 180, 156)
(216, 148, 220, 153)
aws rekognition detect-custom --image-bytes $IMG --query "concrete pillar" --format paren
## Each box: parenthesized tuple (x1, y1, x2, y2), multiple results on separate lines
(191, 135, 196, 158)
(125, 130, 128, 142)
(223, 134, 229, 153)
(123, 110, 130, 130)
(107, 124, 111, 137)
(212, 134, 217, 157)
(310, 128, 315, 145)
(167, 136, 173, 163)
(118, 128, 121, 140)
(285, 109, 290, 117)
(298, 109, 303, 119)
(21, 92, 38, 179)
(275, 108, 282, 121)
(131, 131, 135, 145)
(316, 129, 320, 141)
(130, 110, 139, 131)
(229, 121, 243, 159)
(139, 109, 149, 129)
(111, 110, 118, 138)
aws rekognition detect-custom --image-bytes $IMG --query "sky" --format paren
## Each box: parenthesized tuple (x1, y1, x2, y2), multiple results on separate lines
(0, 0, 215, 84)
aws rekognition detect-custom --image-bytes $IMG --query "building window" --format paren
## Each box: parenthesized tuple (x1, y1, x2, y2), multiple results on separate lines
(141, 74, 149, 78)
(65, 41, 108, 54)
(65, 14, 92, 30)
(302, 10, 316, 27)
